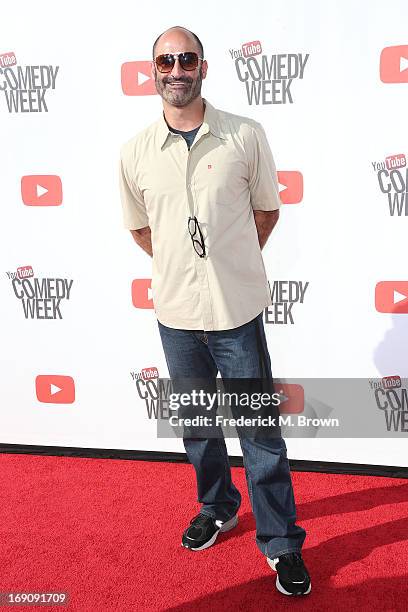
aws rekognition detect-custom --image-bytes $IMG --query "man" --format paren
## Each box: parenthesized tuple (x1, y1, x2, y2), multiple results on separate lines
(119, 26, 311, 596)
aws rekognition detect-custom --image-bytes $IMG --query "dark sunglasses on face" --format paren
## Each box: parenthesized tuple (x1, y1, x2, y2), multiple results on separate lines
(155, 52, 204, 73)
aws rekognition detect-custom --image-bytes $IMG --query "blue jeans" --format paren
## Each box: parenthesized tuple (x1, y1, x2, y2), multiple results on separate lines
(157, 311, 306, 558)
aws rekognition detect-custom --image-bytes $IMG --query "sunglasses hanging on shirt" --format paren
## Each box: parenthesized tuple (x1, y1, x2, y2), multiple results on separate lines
(188, 216, 206, 257)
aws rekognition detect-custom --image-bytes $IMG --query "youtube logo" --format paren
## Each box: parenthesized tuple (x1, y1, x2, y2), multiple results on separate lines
(141, 367, 159, 380)
(241, 40, 262, 58)
(21, 175, 62, 206)
(382, 375, 401, 389)
(277, 171, 303, 204)
(0, 51, 16, 68)
(276, 383, 304, 414)
(132, 278, 154, 309)
(375, 281, 408, 314)
(121, 61, 157, 96)
(380, 45, 408, 83)
(36, 375, 75, 404)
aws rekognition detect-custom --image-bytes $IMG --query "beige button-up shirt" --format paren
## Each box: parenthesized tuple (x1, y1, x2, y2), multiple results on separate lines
(119, 98, 281, 331)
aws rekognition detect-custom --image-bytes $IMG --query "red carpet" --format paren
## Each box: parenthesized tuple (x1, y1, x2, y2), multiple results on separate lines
(0, 453, 407, 611)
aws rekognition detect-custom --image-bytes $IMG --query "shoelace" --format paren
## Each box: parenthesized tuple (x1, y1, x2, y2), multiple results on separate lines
(280, 552, 303, 567)
(190, 513, 213, 527)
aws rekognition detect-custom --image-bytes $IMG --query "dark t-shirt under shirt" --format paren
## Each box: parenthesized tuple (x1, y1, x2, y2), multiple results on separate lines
(168, 124, 202, 150)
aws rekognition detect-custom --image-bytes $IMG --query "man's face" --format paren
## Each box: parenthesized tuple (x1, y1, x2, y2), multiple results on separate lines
(151, 31, 208, 107)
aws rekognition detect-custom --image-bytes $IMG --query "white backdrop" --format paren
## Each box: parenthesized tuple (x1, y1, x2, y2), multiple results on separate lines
(1, 0, 408, 466)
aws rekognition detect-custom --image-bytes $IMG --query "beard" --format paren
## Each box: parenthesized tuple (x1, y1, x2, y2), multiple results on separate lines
(154, 67, 203, 107)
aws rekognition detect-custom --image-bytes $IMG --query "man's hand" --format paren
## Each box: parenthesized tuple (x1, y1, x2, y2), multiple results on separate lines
(253, 209, 279, 250)
(130, 226, 153, 257)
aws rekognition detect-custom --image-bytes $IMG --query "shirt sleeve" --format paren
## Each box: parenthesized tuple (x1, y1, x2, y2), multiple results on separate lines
(119, 146, 150, 230)
(247, 122, 281, 212)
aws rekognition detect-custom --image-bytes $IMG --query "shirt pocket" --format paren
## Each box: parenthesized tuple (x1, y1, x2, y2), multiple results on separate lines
(193, 157, 249, 208)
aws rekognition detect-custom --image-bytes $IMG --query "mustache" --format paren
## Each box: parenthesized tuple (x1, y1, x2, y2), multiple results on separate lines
(163, 76, 193, 85)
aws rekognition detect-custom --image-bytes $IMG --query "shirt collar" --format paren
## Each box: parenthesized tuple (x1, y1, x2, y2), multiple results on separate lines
(157, 98, 226, 149)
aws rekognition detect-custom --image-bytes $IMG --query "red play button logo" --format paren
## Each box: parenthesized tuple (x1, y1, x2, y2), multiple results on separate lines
(121, 61, 157, 96)
(132, 278, 154, 309)
(276, 383, 304, 414)
(36, 375, 75, 404)
(21, 175, 63, 206)
(380, 45, 408, 83)
(277, 171, 303, 204)
(375, 281, 408, 313)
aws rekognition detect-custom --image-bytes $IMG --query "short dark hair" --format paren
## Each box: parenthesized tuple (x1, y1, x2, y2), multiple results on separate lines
(152, 26, 204, 59)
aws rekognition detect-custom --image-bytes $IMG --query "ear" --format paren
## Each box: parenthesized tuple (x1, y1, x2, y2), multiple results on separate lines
(201, 59, 208, 79)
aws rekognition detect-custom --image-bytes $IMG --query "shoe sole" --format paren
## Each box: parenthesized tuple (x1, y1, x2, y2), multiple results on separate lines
(182, 513, 239, 552)
(267, 557, 312, 596)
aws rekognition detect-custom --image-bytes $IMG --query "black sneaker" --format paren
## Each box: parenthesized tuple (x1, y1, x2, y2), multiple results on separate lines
(267, 552, 311, 595)
(181, 512, 238, 551)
